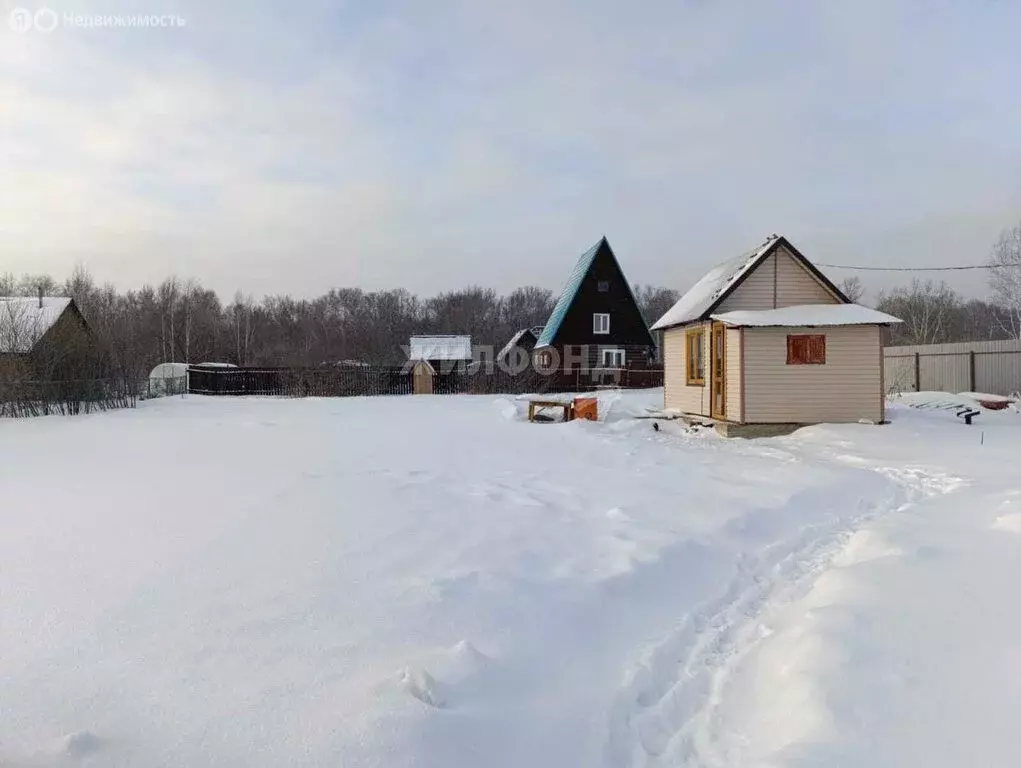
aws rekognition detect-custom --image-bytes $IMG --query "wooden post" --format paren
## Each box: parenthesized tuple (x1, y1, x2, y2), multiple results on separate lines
(969, 350, 976, 392)
(914, 352, 921, 392)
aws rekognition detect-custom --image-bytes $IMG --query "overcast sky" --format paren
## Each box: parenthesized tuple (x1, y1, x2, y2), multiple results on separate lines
(2, 0, 1020, 302)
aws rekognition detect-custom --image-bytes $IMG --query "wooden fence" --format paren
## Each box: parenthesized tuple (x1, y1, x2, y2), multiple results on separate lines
(884, 339, 1021, 395)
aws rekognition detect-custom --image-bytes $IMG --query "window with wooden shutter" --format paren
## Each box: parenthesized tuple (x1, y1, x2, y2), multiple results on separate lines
(685, 328, 705, 385)
(786, 334, 826, 365)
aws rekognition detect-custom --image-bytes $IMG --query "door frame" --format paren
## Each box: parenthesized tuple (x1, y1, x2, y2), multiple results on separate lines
(710, 322, 726, 419)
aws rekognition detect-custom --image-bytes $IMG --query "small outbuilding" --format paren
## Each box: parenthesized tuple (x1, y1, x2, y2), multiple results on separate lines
(408, 335, 472, 373)
(147, 362, 190, 397)
(651, 234, 901, 436)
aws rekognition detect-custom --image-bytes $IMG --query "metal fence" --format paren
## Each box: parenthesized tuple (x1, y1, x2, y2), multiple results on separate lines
(884, 339, 1021, 395)
(187, 365, 665, 398)
(187, 366, 415, 397)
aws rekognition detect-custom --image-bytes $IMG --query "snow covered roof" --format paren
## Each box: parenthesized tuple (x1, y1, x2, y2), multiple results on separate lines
(148, 362, 190, 380)
(711, 304, 902, 327)
(409, 335, 472, 361)
(651, 236, 782, 331)
(651, 234, 849, 331)
(0, 297, 73, 353)
(497, 328, 536, 360)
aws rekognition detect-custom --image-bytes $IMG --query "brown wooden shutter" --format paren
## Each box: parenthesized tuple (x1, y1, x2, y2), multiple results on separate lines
(786, 335, 806, 364)
(808, 335, 826, 364)
(787, 334, 826, 365)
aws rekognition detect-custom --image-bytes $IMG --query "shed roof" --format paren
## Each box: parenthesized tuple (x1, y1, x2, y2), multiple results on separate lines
(711, 304, 902, 327)
(497, 328, 536, 361)
(0, 297, 73, 353)
(409, 335, 472, 361)
(651, 234, 848, 331)
(411, 359, 436, 375)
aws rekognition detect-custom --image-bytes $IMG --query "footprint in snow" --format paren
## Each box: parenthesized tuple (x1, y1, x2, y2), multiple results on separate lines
(400, 667, 446, 709)
(61, 730, 103, 757)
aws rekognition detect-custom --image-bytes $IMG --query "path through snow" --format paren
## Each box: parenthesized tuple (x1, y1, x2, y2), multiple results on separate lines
(606, 406, 1020, 767)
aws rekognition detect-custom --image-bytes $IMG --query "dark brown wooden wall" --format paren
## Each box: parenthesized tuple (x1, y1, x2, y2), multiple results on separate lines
(551, 242, 655, 352)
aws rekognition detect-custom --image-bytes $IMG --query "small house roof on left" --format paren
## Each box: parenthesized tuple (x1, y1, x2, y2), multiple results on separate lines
(0, 297, 80, 354)
(497, 328, 539, 362)
(409, 335, 472, 361)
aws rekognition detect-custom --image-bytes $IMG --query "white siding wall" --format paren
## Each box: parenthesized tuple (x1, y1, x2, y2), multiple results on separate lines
(716, 255, 776, 313)
(726, 327, 742, 421)
(663, 323, 710, 416)
(716, 247, 841, 314)
(743, 325, 884, 424)
(774, 246, 838, 306)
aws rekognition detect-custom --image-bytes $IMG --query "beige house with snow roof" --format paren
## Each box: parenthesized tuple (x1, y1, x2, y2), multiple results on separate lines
(651, 235, 901, 436)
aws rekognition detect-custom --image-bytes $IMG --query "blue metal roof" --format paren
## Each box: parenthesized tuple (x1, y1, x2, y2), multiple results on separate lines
(535, 237, 606, 348)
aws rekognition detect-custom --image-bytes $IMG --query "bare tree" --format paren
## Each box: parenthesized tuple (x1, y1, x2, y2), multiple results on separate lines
(16, 274, 59, 297)
(0, 273, 17, 296)
(839, 276, 865, 304)
(633, 285, 679, 326)
(989, 223, 1021, 339)
(876, 280, 962, 345)
(229, 292, 258, 366)
(0, 299, 44, 361)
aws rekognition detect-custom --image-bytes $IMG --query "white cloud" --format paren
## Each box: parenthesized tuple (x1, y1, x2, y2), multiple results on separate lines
(1, 0, 1020, 299)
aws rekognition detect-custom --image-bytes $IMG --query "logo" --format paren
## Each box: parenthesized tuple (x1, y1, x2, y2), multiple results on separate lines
(33, 7, 59, 32)
(8, 7, 59, 33)
(8, 7, 33, 32)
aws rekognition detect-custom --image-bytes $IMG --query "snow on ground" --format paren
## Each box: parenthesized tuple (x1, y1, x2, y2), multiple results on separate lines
(1, 390, 1020, 766)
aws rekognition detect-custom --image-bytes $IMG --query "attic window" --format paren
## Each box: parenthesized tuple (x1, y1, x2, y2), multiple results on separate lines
(593, 313, 610, 334)
(597, 281, 610, 292)
(787, 334, 826, 365)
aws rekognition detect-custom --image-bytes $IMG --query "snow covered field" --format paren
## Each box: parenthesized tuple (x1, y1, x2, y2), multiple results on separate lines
(1, 390, 1020, 767)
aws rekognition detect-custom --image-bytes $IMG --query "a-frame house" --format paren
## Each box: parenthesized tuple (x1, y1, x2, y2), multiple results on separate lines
(533, 237, 657, 386)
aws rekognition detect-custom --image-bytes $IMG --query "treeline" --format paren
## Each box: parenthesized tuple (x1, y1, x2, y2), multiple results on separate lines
(6, 260, 1020, 384)
(1, 268, 679, 379)
(875, 279, 1021, 346)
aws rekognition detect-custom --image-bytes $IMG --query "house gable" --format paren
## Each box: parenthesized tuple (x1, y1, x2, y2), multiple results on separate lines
(0, 297, 76, 355)
(716, 244, 842, 314)
(652, 235, 849, 331)
(536, 237, 655, 349)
